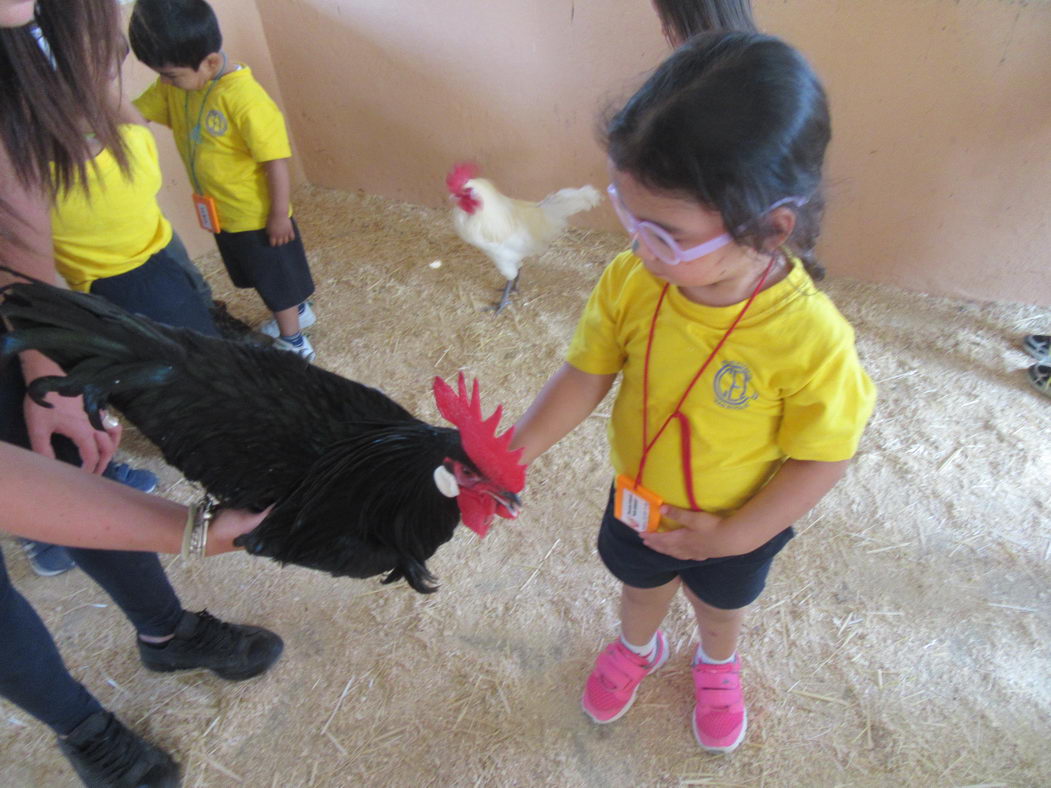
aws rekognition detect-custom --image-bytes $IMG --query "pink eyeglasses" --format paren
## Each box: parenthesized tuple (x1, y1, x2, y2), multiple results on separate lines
(607, 184, 806, 266)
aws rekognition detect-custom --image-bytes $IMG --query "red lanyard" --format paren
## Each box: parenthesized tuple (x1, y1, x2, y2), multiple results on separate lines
(635, 256, 776, 509)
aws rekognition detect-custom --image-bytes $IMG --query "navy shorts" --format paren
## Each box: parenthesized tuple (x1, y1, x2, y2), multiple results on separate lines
(597, 486, 793, 610)
(213, 218, 315, 313)
(89, 234, 219, 337)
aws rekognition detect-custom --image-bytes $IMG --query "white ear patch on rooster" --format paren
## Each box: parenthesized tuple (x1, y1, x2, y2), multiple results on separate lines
(433, 464, 460, 498)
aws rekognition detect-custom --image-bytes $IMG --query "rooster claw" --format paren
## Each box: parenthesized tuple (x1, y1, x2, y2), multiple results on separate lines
(488, 276, 519, 314)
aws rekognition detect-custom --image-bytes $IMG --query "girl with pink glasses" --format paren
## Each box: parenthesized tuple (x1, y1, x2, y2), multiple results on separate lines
(510, 32, 875, 752)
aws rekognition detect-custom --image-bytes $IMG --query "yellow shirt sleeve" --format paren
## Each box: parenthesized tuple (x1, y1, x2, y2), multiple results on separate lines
(777, 328, 876, 461)
(232, 84, 292, 163)
(566, 251, 633, 375)
(133, 79, 171, 128)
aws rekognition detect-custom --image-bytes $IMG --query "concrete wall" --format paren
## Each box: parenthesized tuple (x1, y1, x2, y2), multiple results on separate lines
(120, 0, 301, 259)
(244, 0, 1050, 305)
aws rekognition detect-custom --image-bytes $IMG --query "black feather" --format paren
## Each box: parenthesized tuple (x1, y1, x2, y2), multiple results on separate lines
(0, 275, 480, 594)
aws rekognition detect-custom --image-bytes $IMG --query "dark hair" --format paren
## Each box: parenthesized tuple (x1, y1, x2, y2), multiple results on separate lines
(606, 32, 830, 279)
(0, 0, 127, 200)
(129, 0, 222, 70)
(654, 0, 758, 44)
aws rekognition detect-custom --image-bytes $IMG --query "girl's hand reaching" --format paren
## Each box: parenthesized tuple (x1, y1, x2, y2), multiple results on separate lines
(641, 504, 742, 561)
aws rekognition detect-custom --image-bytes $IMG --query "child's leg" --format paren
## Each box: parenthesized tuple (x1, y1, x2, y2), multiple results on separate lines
(682, 587, 748, 752)
(620, 578, 680, 646)
(677, 529, 794, 753)
(682, 586, 745, 661)
(581, 580, 677, 724)
(273, 305, 301, 337)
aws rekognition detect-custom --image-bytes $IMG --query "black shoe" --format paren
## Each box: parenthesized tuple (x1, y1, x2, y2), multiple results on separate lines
(138, 610, 284, 680)
(58, 710, 179, 788)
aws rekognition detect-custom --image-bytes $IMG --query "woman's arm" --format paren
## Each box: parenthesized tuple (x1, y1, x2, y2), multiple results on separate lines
(511, 362, 617, 465)
(1, 442, 265, 555)
(1, 144, 121, 470)
(642, 458, 849, 560)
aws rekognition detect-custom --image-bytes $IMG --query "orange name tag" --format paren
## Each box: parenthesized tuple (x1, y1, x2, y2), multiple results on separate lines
(192, 193, 221, 233)
(614, 474, 663, 533)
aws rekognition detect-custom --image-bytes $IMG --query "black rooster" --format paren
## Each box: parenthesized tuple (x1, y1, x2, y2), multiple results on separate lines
(0, 276, 526, 593)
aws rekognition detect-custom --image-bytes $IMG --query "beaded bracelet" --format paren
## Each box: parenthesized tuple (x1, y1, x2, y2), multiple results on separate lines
(180, 495, 218, 560)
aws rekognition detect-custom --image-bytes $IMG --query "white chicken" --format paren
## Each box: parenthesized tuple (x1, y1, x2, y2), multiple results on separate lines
(446, 163, 602, 312)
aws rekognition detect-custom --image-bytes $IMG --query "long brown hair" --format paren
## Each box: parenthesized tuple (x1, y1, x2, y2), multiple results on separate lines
(654, 0, 758, 45)
(0, 0, 128, 201)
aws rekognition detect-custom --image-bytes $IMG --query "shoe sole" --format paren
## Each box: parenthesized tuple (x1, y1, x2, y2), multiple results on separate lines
(28, 564, 76, 577)
(141, 638, 284, 681)
(692, 707, 747, 753)
(141, 661, 277, 681)
(581, 637, 670, 725)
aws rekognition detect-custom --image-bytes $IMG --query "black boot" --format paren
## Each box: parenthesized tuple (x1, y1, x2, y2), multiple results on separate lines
(138, 609, 283, 680)
(58, 710, 179, 788)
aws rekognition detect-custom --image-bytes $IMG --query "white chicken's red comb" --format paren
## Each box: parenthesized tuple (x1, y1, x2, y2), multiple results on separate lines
(445, 162, 479, 195)
(433, 372, 525, 493)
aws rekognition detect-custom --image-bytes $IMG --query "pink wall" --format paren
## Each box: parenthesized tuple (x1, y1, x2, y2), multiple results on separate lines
(248, 0, 1050, 305)
(120, 0, 301, 259)
(763, 0, 1051, 304)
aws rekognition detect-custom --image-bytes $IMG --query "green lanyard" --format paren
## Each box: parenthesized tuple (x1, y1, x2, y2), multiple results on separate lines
(183, 52, 227, 194)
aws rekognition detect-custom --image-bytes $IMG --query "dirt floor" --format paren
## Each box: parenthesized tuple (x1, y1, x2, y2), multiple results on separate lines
(2, 185, 1049, 787)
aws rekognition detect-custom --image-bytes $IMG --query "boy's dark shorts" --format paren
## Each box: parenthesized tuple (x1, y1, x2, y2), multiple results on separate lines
(597, 486, 793, 610)
(89, 234, 218, 337)
(214, 217, 315, 313)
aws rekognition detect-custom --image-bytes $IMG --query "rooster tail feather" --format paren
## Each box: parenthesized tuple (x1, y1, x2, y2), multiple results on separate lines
(381, 561, 438, 594)
(1, 282, 187, 360)
(0, 282, 189, 410)
(0, 326, 133, 364)
(539, 185, 601, 225)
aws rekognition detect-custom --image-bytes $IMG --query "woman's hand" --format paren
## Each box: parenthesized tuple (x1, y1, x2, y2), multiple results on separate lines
(24, 391, 121, 474)
(208, 505, 274, 555)
(641, 504, 744, 561)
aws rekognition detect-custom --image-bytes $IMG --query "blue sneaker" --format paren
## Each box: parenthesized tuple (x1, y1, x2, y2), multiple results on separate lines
(103, 461, 158, 493)
(21, 540, 76, 577)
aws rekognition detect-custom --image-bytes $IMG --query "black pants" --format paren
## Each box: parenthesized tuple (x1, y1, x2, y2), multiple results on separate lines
(0, 353, 184, 734)
(90, 233, 219, 337)
(214, 218, 315, 313)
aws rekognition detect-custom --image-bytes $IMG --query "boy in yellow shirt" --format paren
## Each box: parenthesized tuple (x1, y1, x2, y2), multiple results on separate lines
(129, 0, 318, 361)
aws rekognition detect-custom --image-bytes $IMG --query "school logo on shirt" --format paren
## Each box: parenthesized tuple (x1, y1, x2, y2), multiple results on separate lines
(713, 361, 759, 410)
(204, 109, 228, 137)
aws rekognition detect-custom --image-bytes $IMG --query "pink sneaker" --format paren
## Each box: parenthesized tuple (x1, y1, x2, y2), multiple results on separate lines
(581, 631, 669, 724)
(691, 653, 746, 752)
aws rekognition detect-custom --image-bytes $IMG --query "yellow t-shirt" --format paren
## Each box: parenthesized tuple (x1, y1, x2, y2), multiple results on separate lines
(133, 66, 292, 233)
(567, 250, 876, 524)
(50, 123, 173, 292)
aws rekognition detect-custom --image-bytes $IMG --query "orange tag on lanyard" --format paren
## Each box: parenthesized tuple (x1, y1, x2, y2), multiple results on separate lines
(192, 193, 221, 233)
(614, 474, 663, 533)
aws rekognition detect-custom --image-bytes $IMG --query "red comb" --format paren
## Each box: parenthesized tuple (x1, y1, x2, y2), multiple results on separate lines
(433, 372, 525, 493)
(445, 162, 479, 195)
